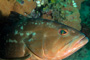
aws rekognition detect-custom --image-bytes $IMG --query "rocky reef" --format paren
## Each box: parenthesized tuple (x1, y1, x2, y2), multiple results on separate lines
(41, 0, 82, 30)
(0, 0, 84, 31)
(0, 0, 36, 16)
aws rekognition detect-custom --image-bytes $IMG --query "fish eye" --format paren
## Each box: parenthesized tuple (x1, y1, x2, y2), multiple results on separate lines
(59, 29, 68, 35)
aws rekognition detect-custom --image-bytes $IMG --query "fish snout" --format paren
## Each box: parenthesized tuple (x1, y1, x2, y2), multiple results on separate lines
(63, 34, 89, 59)
(75, 34, 89, 46)
(53, 34, 89, 59)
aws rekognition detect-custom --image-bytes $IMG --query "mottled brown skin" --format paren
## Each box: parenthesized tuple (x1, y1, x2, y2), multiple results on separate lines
(0, 18, 88, 60)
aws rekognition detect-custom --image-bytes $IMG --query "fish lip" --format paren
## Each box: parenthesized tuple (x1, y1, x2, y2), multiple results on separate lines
(70, 36, 89, 54)
(80, 37, 89, 43)
(74, 36, 89, 47)
(79, 36, 87, 42)
(60, 36, 89, 59)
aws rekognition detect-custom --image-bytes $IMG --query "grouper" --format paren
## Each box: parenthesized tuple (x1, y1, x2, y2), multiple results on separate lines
(0, 18, 89, 60)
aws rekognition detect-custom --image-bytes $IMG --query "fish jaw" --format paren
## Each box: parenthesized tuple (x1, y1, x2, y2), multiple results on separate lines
(53, 35, 89, 59)
(41, 35, 89, 60)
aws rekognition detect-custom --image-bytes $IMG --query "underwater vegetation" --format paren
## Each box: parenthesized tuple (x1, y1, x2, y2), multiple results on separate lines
(0, 0, 90, 60)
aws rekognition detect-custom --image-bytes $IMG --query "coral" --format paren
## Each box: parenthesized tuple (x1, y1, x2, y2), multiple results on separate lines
(60, 6, 81, 30)
(26, 9, 41, 18)
(0, 0, 15, 16)
(14, 0, 36, 15)
(0, 0, 84, 31)
(74, 0, 85, 9)
(51, 0, 56, 3)
(35, 0, 45, 7)
(42, 14, 52, 20)
(16, 0, 24, 5)
(0, 0, 36, 16)
(41, 0, 82, 30)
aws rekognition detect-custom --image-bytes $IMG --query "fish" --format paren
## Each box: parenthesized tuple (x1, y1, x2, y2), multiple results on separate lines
(0, 18, 89, 60)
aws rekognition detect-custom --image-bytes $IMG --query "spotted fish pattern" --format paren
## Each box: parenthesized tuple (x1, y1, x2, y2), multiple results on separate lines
(0, 18, 89, 60)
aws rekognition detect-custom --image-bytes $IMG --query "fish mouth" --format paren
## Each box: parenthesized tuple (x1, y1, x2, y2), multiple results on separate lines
(73, 36, 89, 48)
(58, 35, 89, 59)
(66, 36, 89, 58)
